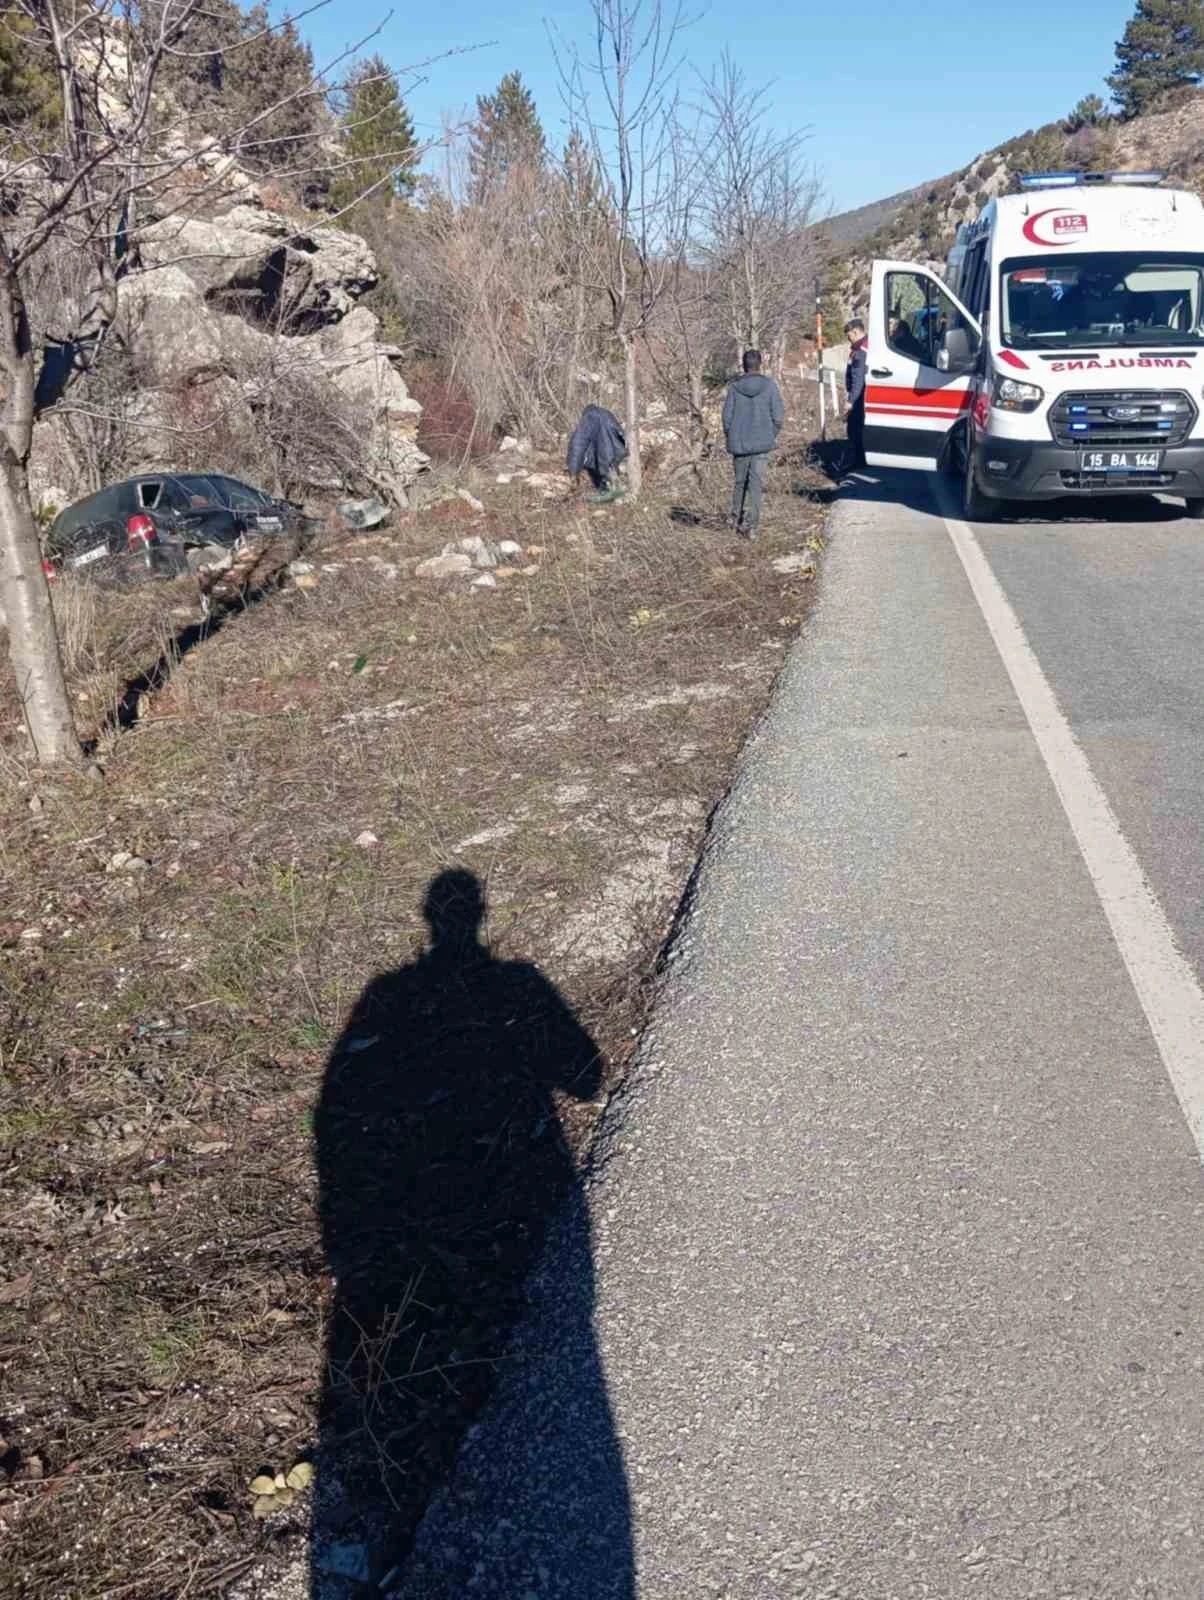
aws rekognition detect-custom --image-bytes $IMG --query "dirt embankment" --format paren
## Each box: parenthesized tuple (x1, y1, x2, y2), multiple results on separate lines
(0, 419, 836, 1600)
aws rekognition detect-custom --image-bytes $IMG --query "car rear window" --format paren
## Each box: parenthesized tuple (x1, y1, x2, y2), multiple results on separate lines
(48, 488, 122, 547)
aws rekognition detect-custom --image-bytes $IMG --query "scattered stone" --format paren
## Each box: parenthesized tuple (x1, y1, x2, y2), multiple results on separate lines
(771, 551, 817, 577)
(519, 564, 541, 576)
(336, 496, 389, 530)
(471, 572, 498, 589)
(455, 488, 486, 515)
(523, 472, 571, 498)
(107, 850, 150, 874)
(287, 559, 314, 576)
(498, 435, 519, 453)
(416, 552, 473, 580)
(496, 473, 515, 485)
(450, 535, 497, 569)
(354, 830, 379, 849)
(292, 572, 320, 591)
(497, 539, 523, 557)
(186, 545, 235, 574)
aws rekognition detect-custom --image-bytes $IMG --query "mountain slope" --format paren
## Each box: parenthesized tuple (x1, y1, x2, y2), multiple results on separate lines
(823, 93, 1204, 318)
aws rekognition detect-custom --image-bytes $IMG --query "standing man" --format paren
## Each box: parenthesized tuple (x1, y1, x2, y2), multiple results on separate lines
(723, 349, 784, 540)
(844, 318, 868, 472)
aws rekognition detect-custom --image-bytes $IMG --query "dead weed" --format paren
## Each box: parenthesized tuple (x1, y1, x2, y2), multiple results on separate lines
(0, 436, 829, 1599)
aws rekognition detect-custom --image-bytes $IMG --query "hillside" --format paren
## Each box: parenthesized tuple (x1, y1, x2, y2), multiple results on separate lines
(819, 176, 949, 251)
(824, 92, 1204, 319)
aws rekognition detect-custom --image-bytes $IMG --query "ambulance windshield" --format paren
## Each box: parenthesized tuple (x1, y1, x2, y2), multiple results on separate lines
(1000, 253, 1204, 349)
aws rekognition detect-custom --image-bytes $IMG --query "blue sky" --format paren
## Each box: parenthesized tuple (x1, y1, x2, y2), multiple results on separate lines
(297, 0, 1137, 214)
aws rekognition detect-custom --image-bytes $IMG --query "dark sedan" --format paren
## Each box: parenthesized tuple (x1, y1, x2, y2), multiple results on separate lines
(45, 472, 307, 584)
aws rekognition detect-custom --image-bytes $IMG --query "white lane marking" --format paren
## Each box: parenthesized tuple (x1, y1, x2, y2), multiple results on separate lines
(937, 486, 1204, 1161)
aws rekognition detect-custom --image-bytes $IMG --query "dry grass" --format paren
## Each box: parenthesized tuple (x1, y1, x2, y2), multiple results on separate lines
(0, 418, 834, 1600)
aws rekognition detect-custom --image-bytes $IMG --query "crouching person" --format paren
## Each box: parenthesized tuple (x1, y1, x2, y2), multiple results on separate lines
(567, 405, 627, 503)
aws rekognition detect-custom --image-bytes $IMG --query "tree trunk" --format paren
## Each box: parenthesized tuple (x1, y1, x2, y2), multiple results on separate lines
(564, 274, 586, 424)
(1, 259, 80, 765)
(621, 333, 641, 500)
(0, 456, 79, 763)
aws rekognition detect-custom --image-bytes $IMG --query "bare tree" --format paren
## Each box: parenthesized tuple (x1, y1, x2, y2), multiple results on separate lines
(0, 0, 417, 763)
(555, 0, 695, 499)
(695, 52, 822, 369)
(557, 127, 611, 423)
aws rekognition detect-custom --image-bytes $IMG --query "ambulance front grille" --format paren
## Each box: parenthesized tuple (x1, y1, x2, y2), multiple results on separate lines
(1049, 390, 1196, 449)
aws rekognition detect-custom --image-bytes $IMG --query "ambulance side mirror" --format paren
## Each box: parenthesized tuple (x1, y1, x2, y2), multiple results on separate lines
(936, 326, 976, 374)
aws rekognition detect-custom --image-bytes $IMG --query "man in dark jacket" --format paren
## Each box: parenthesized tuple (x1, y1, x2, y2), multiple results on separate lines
(844, 318, 868, 471)
(567, 405, 627, 502)
(722, 350, 784, 538)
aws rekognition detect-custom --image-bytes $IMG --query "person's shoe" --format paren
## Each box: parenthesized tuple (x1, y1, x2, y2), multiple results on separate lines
(737, 524, 758, 540)
(587, 487, 624, 504)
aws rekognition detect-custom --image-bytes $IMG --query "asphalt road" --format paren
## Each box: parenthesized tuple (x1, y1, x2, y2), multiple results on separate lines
(396, 474, 1204, 1599)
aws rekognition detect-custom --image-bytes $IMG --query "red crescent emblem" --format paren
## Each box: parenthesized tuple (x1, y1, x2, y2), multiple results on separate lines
(1022, 207, 1087, 247)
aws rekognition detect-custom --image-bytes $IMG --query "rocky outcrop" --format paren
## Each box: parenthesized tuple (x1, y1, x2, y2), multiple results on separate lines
(32, 197, 426, 509)
(136, 206, 379, 330)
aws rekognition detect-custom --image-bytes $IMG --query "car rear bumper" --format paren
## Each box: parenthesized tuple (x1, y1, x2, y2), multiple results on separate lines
(972, 435, 1204, 501)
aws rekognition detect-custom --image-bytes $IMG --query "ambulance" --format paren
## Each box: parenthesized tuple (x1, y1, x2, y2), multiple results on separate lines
(864, 171, 1204, 520)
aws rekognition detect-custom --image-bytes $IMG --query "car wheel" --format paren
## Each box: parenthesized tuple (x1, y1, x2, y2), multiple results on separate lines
(962, 449, 1000, 523)
(1183, 497, 1204, 520)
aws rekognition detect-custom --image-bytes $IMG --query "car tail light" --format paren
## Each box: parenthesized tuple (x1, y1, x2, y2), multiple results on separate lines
(127, 513, 157, 551)
(41, 557, 58, 581)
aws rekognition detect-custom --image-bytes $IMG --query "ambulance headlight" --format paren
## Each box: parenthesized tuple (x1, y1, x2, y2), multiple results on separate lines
(993, 375, 1044, 413)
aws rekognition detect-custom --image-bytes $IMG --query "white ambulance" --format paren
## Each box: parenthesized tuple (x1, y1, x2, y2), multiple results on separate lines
(864, 171, 1204, 520)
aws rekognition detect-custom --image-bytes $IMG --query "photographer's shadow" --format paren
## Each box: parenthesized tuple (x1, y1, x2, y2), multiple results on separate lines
(313, 870, 633, 1597)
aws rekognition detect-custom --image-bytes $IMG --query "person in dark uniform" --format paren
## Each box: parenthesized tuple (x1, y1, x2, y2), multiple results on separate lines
(844, 318, 868, 471)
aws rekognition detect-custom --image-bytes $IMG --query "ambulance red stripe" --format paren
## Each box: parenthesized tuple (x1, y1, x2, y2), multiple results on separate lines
(866, 385, 970, 411)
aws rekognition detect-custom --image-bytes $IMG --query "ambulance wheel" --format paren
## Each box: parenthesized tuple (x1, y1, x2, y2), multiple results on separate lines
(940, 426, 964, 478)
(1183, 497, 1204, 520)
(963, 452, 1000, 523)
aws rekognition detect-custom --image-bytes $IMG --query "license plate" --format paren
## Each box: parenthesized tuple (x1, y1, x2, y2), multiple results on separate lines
(68, 544, 108, 569)
(1078, 449, 1163, 472)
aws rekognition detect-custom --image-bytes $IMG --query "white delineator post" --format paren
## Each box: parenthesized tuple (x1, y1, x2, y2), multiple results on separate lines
(815, 275, 826, 438)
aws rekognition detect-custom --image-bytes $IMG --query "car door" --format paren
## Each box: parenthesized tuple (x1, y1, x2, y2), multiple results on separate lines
(866, 260, 982, 471)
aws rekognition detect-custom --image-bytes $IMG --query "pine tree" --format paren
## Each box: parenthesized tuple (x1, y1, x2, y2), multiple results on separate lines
(469, 71, 546, 203)
(0, 6, 59, 137)
(1108, 0, 1204, 119)
(1065, 93, 1107, 132)
(331, 56, 418, 216)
